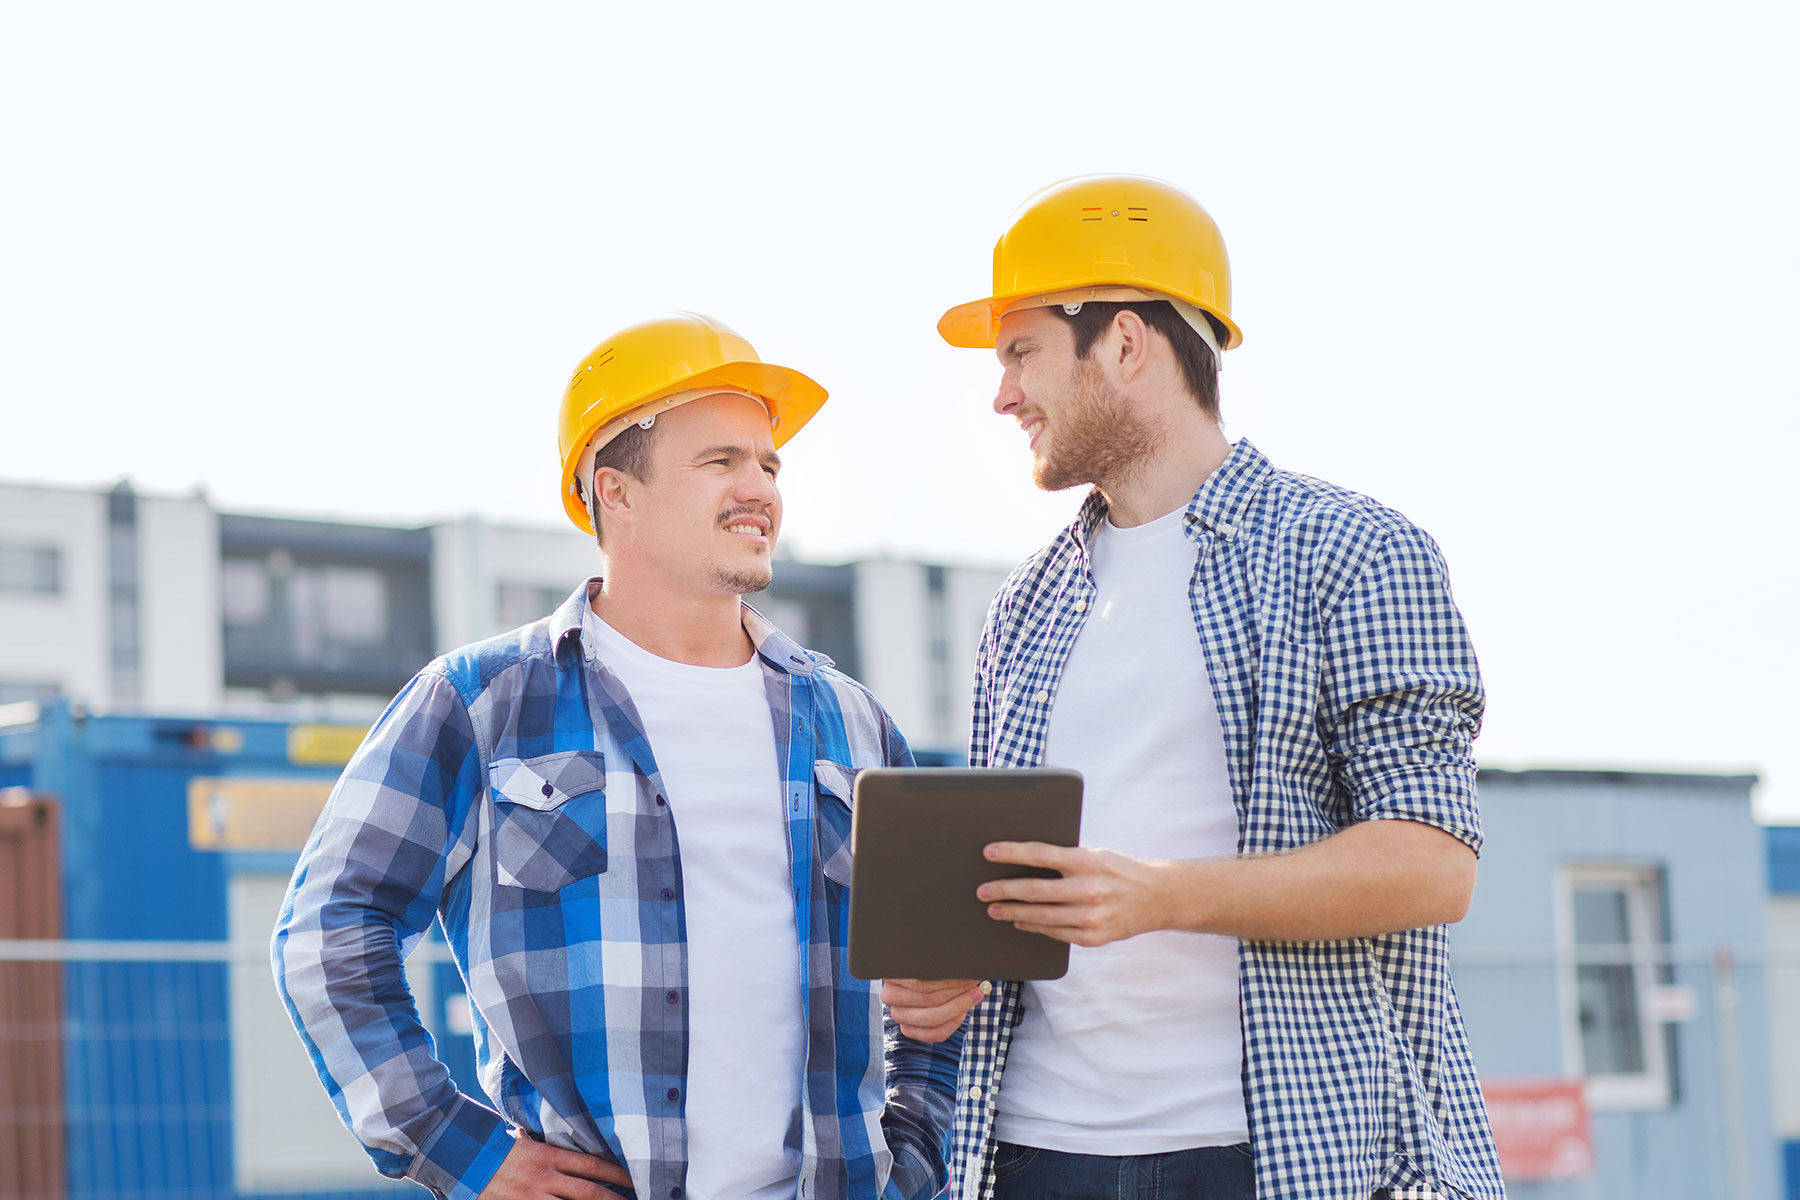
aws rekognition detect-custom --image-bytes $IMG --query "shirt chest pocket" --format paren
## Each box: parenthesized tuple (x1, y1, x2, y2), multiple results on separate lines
(813, 760, 857, 888)
(488, 750, 610, 892)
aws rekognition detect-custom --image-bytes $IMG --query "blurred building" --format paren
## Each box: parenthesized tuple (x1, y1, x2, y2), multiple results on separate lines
(6, 476, 1795, 1198)
(0, 478, 1007, 755)
(1769, 825, 1800, 1197)
(1454, 768, 1780, 1200)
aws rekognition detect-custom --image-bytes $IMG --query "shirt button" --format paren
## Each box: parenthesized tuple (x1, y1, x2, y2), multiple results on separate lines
(670, 1190, 683, 1200)
(661, 888, 674, 901)
(1218, 521, 1236, 537)
(967, 1085, 983, 1099)
(667, 1087, 680, 1102)
(1033, 689, 1049, 704)
(655, 794, 666, 807)
(665, 990, 679, 1005)
(540, 782, 555, 798)
(1074, 598, 1087, 612)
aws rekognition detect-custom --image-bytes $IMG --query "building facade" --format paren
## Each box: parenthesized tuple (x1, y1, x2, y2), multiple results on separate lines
(6, 477, 1793, 1198)
(0, 479, 1007, 754)
(1769, 824, 1800, 1199)
(1454, 769, 1780, 1200)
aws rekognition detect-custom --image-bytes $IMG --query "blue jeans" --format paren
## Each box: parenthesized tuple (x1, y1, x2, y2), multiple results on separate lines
(990, 1142, 1256, 1200)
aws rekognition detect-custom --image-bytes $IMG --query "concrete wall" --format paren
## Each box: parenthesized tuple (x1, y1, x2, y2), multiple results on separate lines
(853, 560, 933, 746)
(136, 493, 221, 710)
(850, 560, 1004, 753)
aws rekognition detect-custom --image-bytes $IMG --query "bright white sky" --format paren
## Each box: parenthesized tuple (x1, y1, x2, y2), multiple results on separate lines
(3, 3, 1796, 818)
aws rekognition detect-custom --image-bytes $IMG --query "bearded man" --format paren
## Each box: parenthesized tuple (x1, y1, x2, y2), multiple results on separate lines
(883, 177, 1503, 1200)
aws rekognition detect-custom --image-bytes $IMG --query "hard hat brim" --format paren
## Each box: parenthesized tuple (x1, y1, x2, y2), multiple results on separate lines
(937, 289, 1244, 351)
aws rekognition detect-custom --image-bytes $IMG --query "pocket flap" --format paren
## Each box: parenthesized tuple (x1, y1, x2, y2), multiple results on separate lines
(490, 749, 608, 811)
(813, 759, 859, 804)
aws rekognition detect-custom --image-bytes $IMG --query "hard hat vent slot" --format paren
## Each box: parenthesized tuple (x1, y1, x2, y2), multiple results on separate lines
(1080, 206, 1103, 222)
(1127, 207, 1149, 222)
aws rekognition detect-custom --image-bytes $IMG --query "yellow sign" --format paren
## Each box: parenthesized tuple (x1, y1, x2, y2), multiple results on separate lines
(287, 723, 368, 766)
(188, 778, 335, 851)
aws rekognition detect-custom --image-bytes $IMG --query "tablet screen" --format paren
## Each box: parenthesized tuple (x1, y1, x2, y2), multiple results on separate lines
(846, 767, 1082, 981)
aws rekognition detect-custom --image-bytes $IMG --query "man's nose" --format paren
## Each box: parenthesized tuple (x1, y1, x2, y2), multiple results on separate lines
(736, 463, 778, 504)
(993, 373, 1022, 416)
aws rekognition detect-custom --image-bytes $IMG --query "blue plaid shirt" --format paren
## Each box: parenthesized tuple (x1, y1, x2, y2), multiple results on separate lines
(273, 580, 960, 1200)
(953, 440, 1504, 1200)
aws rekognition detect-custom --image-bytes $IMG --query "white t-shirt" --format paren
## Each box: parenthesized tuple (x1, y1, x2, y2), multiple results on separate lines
(992, 506, 1250, 1154)
(584, 608, 802, 1200)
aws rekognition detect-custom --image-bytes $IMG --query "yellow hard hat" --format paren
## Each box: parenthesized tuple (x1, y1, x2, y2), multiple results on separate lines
(938, 175, 1243, 351)
(556, 312, 827, 534)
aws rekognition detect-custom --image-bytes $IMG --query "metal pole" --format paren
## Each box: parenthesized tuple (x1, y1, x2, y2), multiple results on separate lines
(1713, 945, 1750, 1200)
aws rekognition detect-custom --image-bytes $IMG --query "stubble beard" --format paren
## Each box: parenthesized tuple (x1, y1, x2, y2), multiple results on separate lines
(710, 562, 772, 595)
(1031, 360, 1161, 493)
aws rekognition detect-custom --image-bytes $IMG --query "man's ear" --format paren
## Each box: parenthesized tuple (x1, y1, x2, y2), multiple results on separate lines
(593, 467, 639, 535)
(1110, 309, 1152, 383)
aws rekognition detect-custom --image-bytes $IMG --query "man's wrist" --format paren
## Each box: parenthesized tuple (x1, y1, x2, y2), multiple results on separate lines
(1157, 857, 1224, 936)
(408, 1094, 514, 1200)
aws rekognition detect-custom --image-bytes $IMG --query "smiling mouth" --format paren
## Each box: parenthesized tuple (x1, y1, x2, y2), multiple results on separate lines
(721, 512, 772, 540)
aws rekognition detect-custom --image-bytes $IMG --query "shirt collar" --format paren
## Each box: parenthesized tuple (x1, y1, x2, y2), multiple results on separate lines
(552, 577, 829, 676)
(1069, 437, 1272, 550)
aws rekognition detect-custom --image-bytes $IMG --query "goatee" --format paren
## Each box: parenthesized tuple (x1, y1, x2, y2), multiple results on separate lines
(711, 564, 772, 595)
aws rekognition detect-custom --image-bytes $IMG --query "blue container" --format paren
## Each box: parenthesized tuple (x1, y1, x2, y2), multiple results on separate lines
(0, 700, 475, 1200)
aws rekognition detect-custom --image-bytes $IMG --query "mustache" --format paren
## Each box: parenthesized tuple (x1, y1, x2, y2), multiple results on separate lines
(717, 504, 771, 525)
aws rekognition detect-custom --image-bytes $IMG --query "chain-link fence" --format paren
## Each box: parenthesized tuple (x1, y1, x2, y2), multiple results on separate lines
(3, 939, 1797, 1200)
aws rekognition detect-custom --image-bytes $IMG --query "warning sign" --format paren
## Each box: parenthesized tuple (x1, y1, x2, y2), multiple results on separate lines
(1481, 1078, 1594, 1181)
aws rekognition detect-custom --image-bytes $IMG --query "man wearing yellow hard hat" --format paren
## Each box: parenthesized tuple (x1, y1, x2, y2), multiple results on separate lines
(899, 176, 1503, 1200)
(275, 313, 960, 1200)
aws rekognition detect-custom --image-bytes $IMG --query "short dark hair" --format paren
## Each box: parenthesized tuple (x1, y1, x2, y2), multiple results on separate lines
(1049, 300, 1221, 419)
(585, 419, 660, 545)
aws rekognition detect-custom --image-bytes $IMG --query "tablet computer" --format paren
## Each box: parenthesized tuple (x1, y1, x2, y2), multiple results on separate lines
(847, 767, 1082, 982)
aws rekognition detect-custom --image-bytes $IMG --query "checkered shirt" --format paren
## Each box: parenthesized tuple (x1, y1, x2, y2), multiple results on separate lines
(273, 580, 960, 1200)
(953, 440, 1505, 1200)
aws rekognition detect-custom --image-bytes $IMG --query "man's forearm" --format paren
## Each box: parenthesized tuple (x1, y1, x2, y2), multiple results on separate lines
(1162, 818, 1476, 941)
(881, 1023, 962, 1200)
(983, 817, 1477, 948)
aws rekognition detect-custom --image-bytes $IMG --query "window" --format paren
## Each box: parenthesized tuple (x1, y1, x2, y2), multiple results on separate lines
(316, 566, 387, 643)
(1558, 863, 1671, 1109)
(0, 543, 61, 595)
(285, 565, 389, 661)
(221, 559, 271, 627)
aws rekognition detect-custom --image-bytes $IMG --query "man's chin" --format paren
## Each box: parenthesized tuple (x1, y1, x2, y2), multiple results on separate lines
(1032, 458, 1091, 493)
(713, 566, 773, 595)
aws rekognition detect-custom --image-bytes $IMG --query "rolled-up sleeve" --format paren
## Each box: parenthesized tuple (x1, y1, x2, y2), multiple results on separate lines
(271, 666, 515, 1199)
(1321, 523, 1485, 854)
